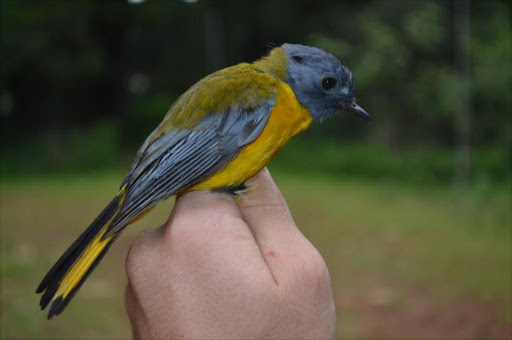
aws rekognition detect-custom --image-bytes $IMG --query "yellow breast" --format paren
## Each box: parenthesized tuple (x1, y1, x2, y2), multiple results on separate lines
(188, 81, 312, 191)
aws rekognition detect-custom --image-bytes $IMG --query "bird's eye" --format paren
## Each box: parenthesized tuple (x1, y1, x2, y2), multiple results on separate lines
(322, 77, 337, 91)
(292, 55, 304, 64)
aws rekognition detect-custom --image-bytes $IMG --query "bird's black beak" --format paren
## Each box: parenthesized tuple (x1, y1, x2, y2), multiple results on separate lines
(348, 103, 372, 123)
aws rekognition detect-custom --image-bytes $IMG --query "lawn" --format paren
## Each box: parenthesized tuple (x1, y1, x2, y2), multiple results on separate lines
(1, 171, 511, 339)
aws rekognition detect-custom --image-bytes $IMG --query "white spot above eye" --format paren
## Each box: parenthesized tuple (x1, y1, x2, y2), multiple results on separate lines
(340, 86, 350, 95)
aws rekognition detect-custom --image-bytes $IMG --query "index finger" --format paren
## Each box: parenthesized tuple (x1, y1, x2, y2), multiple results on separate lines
(238, 168, 304, 255)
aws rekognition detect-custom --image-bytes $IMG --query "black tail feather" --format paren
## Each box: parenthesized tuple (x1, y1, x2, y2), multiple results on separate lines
(46, 233, 120, 319)
(37, 194, 123, 316)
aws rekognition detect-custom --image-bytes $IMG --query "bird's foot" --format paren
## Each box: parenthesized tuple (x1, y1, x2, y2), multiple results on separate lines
(213, 183, 252, 197)
(229, 183, 250, 196)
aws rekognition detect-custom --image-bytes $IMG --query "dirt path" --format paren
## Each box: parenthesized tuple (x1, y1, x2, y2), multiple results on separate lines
(335, 276, 511, 339)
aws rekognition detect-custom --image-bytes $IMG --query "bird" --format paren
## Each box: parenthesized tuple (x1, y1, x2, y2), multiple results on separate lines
(36, 43, 371, 319)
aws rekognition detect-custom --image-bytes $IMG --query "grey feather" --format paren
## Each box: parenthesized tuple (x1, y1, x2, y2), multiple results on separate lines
(103, 99, 275, 238)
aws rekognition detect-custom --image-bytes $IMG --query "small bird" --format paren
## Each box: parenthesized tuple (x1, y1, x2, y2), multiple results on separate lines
(37, 43, 371, 318)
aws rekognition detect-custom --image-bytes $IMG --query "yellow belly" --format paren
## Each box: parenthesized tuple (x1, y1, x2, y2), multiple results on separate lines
(187, 81, 312, 191)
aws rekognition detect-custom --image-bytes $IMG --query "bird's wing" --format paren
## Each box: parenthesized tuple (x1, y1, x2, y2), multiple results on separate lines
(105, 68, 277, 237)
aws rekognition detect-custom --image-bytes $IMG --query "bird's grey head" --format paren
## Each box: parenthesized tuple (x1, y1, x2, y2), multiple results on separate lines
(282, 43, 371, 122)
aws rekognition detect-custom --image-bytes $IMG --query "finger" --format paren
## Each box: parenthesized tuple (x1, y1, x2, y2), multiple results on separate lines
(163, 190, 276, 284)
(166, 190, 244, 238)
(164, 190, 262, 260)
(238, 168, 303, 255)
(173, 190, 241, 219)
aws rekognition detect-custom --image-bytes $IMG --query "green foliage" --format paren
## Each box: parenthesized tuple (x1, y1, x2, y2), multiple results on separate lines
(271, 138, 511, 185)
(403, 2, 447, 52)
(1, 120, 120, 175)
(1, 1, 511, 185)
(123, 92, 177, 149)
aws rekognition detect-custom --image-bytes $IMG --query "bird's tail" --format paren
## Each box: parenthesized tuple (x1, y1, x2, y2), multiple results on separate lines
(36, 185, 127, 319)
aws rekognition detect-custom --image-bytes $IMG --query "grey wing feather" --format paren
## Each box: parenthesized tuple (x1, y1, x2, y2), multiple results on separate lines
(104, 100, 274, 238)
(124, 130, 189, 186)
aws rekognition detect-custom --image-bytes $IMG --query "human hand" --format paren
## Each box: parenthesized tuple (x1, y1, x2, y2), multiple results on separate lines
(124, 169, 336, 339)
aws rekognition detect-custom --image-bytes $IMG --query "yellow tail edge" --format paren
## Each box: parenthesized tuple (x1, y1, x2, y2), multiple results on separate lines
(38, 185, 127, 319)
(50, 225, 115, 305)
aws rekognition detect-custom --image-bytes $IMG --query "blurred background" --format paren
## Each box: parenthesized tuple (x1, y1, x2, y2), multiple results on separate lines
(1, 0, 511, 339)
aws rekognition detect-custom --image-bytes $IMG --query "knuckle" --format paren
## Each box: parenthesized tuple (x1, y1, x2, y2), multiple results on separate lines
(280, 246, 335, 333)
(172, 210, 244, 247)
(125, 233, 159, 282)
(127, 233, 151, 259)
(294, 245, 331, 291)
(170, 205, 221, 233)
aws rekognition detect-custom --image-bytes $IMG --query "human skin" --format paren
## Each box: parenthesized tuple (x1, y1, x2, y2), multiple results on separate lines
(124, 169, 336, 339)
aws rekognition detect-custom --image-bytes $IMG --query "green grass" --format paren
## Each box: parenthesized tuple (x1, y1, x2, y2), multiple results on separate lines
(1, 171, 511, 339)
